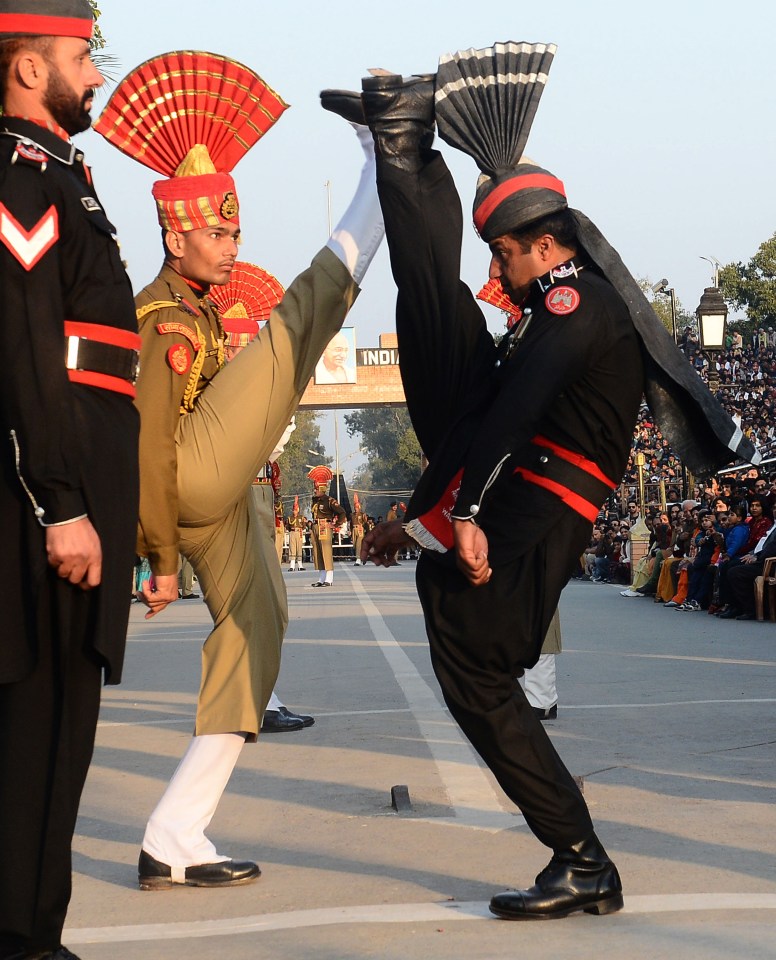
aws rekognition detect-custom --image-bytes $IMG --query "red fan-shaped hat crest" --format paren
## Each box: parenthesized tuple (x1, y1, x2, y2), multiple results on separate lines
(477, 278, 522, 327)
(209, 261, 285, 325)
(307, 465, 333, 487)
(94, 50, 289, 177)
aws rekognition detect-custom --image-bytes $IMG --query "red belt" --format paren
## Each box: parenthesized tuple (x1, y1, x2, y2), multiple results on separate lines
(513, 435, 616, 523)
(65, 321, 141, 398)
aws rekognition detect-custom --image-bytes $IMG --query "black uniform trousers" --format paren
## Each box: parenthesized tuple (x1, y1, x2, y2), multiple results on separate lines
(0, 575, 102, 957)
(377, 152, 594, 849)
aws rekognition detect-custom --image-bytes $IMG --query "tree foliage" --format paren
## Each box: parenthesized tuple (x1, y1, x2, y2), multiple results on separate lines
(345, 407, 421, 518)
(274, 411, 329, 517)
(719, 233, 776, 336)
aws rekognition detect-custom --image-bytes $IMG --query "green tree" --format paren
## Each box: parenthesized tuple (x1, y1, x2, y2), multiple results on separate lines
(275, 411, 329, 517)
(719, 233, 776, 337)
(87, 1, 106, 49)
(345, 407, 421, 518)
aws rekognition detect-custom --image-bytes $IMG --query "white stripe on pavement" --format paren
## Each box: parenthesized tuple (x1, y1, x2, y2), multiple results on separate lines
(65, 894, 776, 945)
(342, 566, 522, 831)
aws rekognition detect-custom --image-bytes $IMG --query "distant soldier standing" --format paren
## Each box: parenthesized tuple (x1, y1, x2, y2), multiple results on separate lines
(309, 466, 347, 587)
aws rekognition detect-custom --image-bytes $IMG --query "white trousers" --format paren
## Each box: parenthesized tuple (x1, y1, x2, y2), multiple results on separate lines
(142, 732, 245, 867)
(520, 653, 558, 710)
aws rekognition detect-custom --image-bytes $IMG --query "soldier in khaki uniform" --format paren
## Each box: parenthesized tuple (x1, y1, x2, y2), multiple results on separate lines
(309, 466, 347, 586)
(351, 493, 368, 565)
(97, 53, 383, 889)
(287, 496, 307, 571)
(272, 467, 286, 562)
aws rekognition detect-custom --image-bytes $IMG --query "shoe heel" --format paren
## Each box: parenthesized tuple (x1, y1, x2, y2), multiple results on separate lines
(585, 893, 624, 916)
(139, 875, 173, 891)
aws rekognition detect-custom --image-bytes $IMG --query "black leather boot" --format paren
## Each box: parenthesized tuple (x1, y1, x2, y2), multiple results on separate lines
(360, 73, 436, 172)
(489, 834, 623, 920)
(320, 89, 365, 126)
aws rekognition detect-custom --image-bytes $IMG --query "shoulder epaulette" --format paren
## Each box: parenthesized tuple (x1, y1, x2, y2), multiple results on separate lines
(136, 300, 202, 351)
(154, 320, 202, 351)
(10, 141, 49, 171)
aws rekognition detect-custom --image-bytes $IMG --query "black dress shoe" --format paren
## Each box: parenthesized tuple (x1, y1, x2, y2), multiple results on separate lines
(138, 849, 260, 890)
(261, 709, 304, 732)
(311, 581, 324, 587)
(718, 607, 742, 619)
(178, 592, 200, 600)
(320, 88, 365, 125)
(735, 612, 756, 620)
(278, 705, 315, 727)
(361, 72, 436, 171)
(533, 704, 558, 721)
(489, 834, 623, 920)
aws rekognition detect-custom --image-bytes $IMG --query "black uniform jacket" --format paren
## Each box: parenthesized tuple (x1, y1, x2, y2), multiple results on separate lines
(406, 264, 644, 558)
(0, 118, 139, 683)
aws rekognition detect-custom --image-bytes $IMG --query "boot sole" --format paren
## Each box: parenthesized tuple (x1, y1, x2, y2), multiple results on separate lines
(490, 892, 624, 920)
(139, 871, 260, 891)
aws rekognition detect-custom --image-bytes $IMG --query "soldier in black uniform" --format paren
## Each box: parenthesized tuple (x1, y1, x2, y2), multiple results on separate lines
(345, 43, 758, 921)
(0, 3, 139, 957)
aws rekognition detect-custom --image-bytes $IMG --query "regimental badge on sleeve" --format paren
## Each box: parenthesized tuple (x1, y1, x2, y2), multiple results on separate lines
(167, 344, 192, 375)
(545, 286, 581, 316)
(0, 204, 59, 270)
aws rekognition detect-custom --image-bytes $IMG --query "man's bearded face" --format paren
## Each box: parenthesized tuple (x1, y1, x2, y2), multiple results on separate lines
(44, 63, 93, 135)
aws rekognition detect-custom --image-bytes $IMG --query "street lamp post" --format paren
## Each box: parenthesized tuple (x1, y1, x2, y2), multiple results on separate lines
(696, 285, 728, 394)
(651, 279, 678, 343)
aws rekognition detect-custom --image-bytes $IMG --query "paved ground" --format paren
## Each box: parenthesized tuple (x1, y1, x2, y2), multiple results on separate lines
(64, 562, 776, 959)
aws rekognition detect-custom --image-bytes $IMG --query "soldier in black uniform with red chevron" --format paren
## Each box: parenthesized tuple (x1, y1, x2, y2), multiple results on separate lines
(0, 3, 139, 957)
(345, 42, 759, 921)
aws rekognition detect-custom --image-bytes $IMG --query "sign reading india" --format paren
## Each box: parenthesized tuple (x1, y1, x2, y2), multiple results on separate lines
(357, 347, 400, 366)
(301, 332, 405, 410)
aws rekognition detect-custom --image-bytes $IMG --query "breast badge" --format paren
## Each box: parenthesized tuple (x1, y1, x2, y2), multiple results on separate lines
(167, 344, 192, 375)
(545, 286, 580, 316)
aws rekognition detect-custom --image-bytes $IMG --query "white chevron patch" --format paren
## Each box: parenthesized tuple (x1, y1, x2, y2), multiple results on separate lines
(0, 204, 59, 270)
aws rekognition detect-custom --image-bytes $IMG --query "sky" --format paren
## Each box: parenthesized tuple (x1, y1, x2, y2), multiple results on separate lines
(83, 0, 776, 474)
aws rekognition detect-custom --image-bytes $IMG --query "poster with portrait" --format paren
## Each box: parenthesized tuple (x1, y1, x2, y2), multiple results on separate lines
(314, 327, 357, 384)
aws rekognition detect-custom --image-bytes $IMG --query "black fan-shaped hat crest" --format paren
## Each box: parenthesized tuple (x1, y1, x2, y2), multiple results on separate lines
(435, 42, 557, 177)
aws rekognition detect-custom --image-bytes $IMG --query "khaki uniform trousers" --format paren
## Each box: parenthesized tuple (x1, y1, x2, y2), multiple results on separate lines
(174, 249, 357, 737)
(288, 528, 304, 564)
(275, 524, 285, 563)
(312, 528, 334, 571)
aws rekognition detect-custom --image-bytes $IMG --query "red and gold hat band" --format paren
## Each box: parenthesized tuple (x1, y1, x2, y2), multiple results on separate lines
(474, 173, 566, 234)
(152, 172, 239, 232)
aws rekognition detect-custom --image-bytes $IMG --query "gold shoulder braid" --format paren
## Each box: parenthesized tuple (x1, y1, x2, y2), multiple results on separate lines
(180, 307, 226, 415)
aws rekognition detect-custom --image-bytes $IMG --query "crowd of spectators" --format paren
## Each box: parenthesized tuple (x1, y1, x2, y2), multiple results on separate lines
(621, 325, 776, 492)
(575, 473, 776, 622)
(574, 326, 776, 618)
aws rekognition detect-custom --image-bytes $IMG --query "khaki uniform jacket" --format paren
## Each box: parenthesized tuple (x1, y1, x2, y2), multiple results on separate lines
(134, 265, 224, 574)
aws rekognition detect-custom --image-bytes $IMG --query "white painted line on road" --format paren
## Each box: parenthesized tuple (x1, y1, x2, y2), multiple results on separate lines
(64, 894, 776, 945)
(95, 698, 776, 730)
(560, 698, 776, 710)
(342, 566, 522, 831)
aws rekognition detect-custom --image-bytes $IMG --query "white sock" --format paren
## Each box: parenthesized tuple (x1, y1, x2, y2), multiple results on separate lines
(266, 691, 284, 712)
(325, 124, 384, 285)
(142, 732, 245, 868)
(520, 654, 558, 710)
(325, 570, 334, 584)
